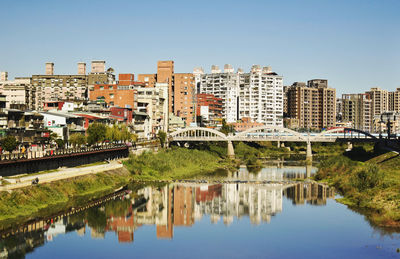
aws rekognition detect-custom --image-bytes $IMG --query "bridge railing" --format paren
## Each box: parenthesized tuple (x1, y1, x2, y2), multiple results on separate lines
(0, 143, 127, 162)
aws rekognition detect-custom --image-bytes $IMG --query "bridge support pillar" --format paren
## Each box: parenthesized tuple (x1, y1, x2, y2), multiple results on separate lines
(227, 140, 235, 159)
(306, 141, 312, 162)
(306, 163, 312, 178)
(277, 141, 280, 148)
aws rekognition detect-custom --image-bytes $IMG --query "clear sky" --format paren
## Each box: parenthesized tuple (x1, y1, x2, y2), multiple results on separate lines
(0, 0, 399, 95)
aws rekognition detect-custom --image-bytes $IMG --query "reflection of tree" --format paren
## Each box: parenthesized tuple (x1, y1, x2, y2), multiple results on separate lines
(105, 199, 131, 218)
(247, 166, 262, 174)
(0, 231, 45, 259)
(86, 208, 107, 233)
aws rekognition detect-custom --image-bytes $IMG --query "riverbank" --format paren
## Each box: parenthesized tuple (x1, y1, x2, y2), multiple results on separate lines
(122, 142, 353, 181)
(315, 148, 400, 229)
(0, 167, 131, 226)
(123, 147, 238, 180)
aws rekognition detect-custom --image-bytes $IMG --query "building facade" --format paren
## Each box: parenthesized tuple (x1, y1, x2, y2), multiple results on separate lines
(196, 93, 223, 127)
(89, 73, 141, 110)
(135, 83, 169, 137)
(198, 64, 283, 125)
(287, 80, 336, 130)
(138, 61, 196, 125)
(0, 77, 34, 110)
(366, 87, 389, 116)
(32, 61, 115, 110)
(341, 93, 372, 132)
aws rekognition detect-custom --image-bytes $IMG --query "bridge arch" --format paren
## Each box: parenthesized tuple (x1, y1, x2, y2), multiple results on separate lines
(313, 127, 378, 141)
(168, 127, 228, 141)
(233, 125, 308, 141)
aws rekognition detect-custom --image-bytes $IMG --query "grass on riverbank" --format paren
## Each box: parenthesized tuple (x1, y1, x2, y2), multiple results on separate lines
(0, 168, 131, 224)
(315, 148, 400, 228)
(123, 147, 238, 180)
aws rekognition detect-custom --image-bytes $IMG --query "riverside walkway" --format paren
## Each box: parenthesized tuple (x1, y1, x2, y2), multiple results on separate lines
(0, 160, 124, 192)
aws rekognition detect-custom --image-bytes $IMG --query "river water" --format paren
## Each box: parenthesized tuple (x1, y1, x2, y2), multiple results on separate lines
(1, 164, 399, 258)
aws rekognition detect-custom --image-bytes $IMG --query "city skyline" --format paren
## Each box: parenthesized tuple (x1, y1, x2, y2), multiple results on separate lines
(0, 0, 399, 95)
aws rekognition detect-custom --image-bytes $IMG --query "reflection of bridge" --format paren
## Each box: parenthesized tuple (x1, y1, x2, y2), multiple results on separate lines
(168, 126, 379, 160)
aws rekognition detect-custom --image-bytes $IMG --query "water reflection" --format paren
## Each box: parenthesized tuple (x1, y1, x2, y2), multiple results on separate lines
(0, 180, 334, 258)
(230, 164, 317, 181)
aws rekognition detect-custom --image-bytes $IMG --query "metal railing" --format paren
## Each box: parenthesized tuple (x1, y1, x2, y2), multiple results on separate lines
(0, 143, 127, 162)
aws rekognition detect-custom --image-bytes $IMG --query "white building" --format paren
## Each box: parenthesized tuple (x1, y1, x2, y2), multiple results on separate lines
(197, 64, 283, 125)
(134, 83, 169, 138)
(0, 76, 34, 110)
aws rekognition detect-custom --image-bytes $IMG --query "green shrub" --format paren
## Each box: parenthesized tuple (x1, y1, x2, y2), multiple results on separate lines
(350, 164, 384, 191)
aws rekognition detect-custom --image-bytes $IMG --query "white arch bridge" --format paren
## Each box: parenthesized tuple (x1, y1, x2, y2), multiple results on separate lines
(168, 127, 379, 159)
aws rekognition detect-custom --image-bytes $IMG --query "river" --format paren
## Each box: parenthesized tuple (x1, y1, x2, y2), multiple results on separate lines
(1, 163, 399, 258)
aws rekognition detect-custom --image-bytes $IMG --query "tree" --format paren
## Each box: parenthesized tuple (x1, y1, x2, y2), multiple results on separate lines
(157, 130, 167, 148)
(87, 123, 107, 145)
(106, 124, 121, 142)
(69, 133, 86, 147)
(119, 124, 132, 142)
(131, 133, 138, 144)
(220, 119, 234, 135)
(1, 135, 18, 152)
(50, 132, 58, 143)
(55, 138, 65, 149)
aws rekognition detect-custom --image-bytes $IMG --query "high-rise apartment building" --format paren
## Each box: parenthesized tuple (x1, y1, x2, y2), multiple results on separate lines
(173, 73, 195, 124)
(341, 93, 372, 132)
(138, 61, 196, 126)
(388, 88, 400, 112)
(366, 87, 389, 116)
(287, 79, 336, 130)
(198, 64, 283, 125)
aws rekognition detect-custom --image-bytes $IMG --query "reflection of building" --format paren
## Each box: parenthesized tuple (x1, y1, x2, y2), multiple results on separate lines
(106, 203, 135, 243)
(1, 179, 335, 257)
(174, 186, 194, 226)
(284, 183, 335, 205)
(193, 182, 283, 225)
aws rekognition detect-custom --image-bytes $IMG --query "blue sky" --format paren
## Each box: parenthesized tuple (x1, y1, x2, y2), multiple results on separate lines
(0, 0, 399, 95)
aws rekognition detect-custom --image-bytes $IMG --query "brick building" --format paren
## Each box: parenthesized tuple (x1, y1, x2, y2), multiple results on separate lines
(196, 93, 223, 127)
(110, 107, 133, 124)
(138, 61, 196, 125)
(89, 74, 141, 109)
(229, 117, 263, 132)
